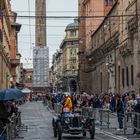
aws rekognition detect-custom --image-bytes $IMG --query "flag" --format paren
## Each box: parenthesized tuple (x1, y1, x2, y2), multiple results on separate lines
(7, 73, 13, 81)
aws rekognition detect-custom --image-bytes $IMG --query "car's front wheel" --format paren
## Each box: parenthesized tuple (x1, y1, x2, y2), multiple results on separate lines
(53, 125, 57, 137)
(83, 131, 86, 137)
(57, 122, 62, 140)
(89, 122, 95, 139)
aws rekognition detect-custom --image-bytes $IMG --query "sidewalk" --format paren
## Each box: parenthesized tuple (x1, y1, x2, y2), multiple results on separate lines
(100, 111, 140, 139)
(15, 101, 53, 140)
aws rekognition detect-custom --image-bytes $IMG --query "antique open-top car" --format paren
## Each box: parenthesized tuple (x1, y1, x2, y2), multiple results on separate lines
(52, 107, 95, 140)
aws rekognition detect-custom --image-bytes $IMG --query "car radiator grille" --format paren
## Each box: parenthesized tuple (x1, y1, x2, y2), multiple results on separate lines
(70, 117, 79, 127)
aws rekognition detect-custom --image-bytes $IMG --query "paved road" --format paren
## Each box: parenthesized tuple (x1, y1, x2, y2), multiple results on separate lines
(15, 102, 129, 140)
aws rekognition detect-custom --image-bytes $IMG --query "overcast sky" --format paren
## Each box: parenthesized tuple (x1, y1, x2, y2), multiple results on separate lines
(11, 0, 78, 68)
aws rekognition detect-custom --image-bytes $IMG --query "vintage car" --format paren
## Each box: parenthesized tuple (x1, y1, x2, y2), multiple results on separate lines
(52, 108, 95, 140)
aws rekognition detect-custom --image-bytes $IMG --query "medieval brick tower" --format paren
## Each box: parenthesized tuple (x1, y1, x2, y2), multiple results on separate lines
(33, 0, 49, 93)
(35, 0, 46, 47)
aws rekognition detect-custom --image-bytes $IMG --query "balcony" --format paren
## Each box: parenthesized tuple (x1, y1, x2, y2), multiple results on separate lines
(10, 58, 20, 67)
(10, 53, 21, 67)
(119, 41, 133, 57)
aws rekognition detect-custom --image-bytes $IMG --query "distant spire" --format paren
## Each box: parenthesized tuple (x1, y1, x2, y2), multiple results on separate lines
(74, 18, 78, 23)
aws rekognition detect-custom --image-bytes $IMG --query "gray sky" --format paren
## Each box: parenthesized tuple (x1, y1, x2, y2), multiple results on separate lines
(11, 0, 78, 68)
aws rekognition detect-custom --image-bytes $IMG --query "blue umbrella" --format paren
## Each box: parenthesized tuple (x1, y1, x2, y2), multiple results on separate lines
(7, 88, 25, 99)
(0, 89, 18, 100)
(0, 88, 25, 100)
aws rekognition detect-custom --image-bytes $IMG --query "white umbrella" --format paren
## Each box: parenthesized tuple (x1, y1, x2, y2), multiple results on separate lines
(22, 88, 31, 93)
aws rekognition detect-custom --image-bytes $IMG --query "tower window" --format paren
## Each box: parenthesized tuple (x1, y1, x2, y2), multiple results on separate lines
(110, 0, 113, 6)
(105, 0, 108, 6)
(70, 30, 76, 36)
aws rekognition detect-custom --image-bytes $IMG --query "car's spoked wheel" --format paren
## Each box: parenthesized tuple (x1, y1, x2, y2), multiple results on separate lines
(89, 122, 95, 139)
(57, 122, 62, 140)
(53, 125, 57, 137)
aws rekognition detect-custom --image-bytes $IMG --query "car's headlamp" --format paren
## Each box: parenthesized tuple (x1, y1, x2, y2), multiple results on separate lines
(65, 118, 70, 124)
(82, 118, 86, 123)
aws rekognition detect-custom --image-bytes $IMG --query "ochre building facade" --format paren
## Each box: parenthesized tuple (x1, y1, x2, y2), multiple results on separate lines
(79, 0, 140, 94)
(0, 0, 21, 89)
(78, 0, 115, 93)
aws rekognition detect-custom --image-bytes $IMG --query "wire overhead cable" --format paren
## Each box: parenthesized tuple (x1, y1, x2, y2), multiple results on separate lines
(3, 14, 139, 19)
(13, 9, 140, 13)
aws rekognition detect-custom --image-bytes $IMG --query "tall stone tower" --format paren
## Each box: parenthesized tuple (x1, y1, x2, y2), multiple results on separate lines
(33, 0, 49, 93)
(35, 0, 46, 47)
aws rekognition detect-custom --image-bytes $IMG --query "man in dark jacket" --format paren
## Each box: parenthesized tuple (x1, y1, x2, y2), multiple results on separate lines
(0, 101, 9, 140)
(116, 94, 124, 131)
(133, 97, 140, 134)
(0, 101, 9, 123)
(92, 95, 101, 108)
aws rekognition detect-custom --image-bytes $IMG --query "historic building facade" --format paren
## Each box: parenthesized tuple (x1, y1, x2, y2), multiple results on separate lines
(51, 19, 79, 92)
(78, 0, 115, 93)
(0, 0, 21, 89)
(79, 0, 140, 94)
(51, 50, 63, 92)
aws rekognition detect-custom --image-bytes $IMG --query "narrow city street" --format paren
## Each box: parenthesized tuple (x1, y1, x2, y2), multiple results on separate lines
(15, 102, 128, 140)
(1, 0, 140, 140)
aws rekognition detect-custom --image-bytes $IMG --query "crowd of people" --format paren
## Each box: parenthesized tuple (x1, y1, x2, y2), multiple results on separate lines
(44, 91, 140, 134)
(0, 99, 24, 140)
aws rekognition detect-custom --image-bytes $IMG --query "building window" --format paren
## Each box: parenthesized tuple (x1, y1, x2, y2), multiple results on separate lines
(72, 58, 76, 64)
(126, 66, 129, 86)
(70, 57, 76, 64)
(38, 37, 40, 44)
(100, 72, 102, 93)
(70, 30, 76, 36)
(122, 68, 125, 87)
(118, 66, 120, 92)
(70, 48, 76, 56)
(109, 0, 113, 6)
(105, 0, 108, 6)
(131, 65, 134, 85)
(86, 4, 89, 16)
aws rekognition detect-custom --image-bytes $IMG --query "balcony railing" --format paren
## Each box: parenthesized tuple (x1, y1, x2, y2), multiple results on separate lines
(10, 58, 20, 66)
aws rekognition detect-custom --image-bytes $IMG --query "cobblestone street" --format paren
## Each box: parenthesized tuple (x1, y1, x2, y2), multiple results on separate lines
(15, 102, 53, 140)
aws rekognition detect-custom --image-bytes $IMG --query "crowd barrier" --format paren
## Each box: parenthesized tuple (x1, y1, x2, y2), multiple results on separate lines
(99, 109, 112, 128)
(124, 112, 140, 136)
(0, 112, 27, 140)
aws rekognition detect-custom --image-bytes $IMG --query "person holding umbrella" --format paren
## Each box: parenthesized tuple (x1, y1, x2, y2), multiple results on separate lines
(0, 88, 24, 140)
(0, 101, 10, 140)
